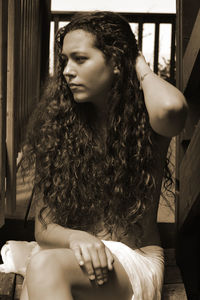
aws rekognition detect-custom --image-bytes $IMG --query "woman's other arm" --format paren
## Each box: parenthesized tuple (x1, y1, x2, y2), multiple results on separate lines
(135, 53, 188, 137)
(34, 197, 114, 284)
(35, 207, 72, 248)
(35, 201, 73, 249)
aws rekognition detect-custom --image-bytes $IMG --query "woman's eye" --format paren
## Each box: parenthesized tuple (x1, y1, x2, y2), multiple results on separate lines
(76, 57, 87, 64)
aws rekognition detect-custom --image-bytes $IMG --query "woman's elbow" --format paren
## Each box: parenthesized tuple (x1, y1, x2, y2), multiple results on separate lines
(166, 95, 188, 132)
(166, 94, 188, 118)
(152, 97, 188, 137)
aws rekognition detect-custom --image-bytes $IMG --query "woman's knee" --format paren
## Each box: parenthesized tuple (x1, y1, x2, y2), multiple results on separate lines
(26, 248, 80, 286)
(26, 249, 63, 286)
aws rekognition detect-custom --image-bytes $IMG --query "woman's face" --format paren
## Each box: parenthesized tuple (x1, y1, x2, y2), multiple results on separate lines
(62, 29, 114, 106)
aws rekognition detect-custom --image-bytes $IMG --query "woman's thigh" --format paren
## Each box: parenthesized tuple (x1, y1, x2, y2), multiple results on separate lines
(27, 247, 133, 300)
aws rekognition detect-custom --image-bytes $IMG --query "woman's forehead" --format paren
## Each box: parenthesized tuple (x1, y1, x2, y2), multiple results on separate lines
(63, 29, 96, 53)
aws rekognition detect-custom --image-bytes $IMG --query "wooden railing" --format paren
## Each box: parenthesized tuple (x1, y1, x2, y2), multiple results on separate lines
(0, 0, 51, 226)
(51, 12, 176, 84)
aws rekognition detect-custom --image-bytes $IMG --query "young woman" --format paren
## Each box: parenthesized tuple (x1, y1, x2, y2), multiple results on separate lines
(19, 11, 187, 300)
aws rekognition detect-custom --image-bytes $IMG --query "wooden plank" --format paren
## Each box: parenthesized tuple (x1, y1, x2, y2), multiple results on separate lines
(14, 275, 23, 300)
(40, 0, 51, 84)
(183, 9, 200, 92)
(164, 266, 183, 284)
(179, 120, 200, 228)
(182, 0, 200, 54)
(164, 248, 176, 266)
(6, 0, 21, 214)
(138, 21, 143, 51)
(175, 0, 183, 92)
(158, 223, 176, 249)
(51, 12, 176, 24)
(0, 0, 8, 227)
(162, 283, 187, 299)
(0, 272, 15, 300)
(164, 248, 183, 285)
(170, 21, 176, 84)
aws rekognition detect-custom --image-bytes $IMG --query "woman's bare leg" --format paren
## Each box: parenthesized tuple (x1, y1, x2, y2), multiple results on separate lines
(25, 248, 133, 300)
(20, 279, 29, 300)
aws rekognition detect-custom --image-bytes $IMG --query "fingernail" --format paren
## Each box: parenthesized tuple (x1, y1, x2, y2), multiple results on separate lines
(79, 260, 84, 266)
(89, 274, 95, 281)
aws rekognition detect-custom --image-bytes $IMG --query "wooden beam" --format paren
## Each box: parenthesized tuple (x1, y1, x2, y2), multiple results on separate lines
(40, 0, 51, 85)
(179, 120, 200, 228)
(51, 11, 176, 23)
(183, 9, 200, 92)
(6, 0, 20, 213)
(0, 0, 8, 227)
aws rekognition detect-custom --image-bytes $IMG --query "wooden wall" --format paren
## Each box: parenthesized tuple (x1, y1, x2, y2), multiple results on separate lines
(176, 0, 200, 229)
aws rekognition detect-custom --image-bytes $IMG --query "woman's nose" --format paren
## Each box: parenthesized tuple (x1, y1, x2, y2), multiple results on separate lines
(63, 61, 76, 79)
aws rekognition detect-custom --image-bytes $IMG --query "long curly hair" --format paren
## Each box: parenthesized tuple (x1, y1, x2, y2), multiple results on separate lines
(22, 11, 172, 238)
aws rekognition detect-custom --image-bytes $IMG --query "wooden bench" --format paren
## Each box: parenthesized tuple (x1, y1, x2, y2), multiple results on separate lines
(0, 248, 187, 300)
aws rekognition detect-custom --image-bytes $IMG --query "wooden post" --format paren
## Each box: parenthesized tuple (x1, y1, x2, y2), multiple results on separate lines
(153, 22, 160, 74)
(40, 0, 51, 85)
(6, 0, 21, 213)
(175, 0, 184, 231)
(0, 0, 8, 227)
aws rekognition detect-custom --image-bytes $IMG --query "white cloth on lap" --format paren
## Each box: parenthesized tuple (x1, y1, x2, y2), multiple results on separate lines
(0, 240, 164, 299)
(103, 240, 164, 300)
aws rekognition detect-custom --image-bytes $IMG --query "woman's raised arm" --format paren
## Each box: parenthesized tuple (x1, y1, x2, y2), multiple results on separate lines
(135, 53, 188, 137)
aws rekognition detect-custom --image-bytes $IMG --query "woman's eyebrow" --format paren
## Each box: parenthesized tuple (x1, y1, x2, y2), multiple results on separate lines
(62, 51, 88, 56)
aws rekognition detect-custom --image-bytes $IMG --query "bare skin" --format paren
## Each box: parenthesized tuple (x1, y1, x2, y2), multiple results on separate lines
(20, 29, 187, 300)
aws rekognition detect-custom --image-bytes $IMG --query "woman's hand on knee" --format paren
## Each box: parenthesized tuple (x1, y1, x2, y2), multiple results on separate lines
(68, 230, 114, 285)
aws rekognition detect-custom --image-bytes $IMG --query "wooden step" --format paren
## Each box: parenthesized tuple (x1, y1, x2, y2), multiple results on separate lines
(162, 249, 187, 299)
(0, 272, 15, 300)
(0, 248, 187, 300)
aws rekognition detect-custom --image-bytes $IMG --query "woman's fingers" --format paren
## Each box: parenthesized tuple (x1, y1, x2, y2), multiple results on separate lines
(72, 246, 84, 266)
(97, 244, 109, 282)
(72, 241, 114, 285)
(81, 246, 96, 281)
(89, 244, 106, 285)
(105, 247, 114, 270)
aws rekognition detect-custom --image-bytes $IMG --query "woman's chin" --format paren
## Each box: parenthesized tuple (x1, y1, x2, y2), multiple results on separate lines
(73, 94, 91, 104)
(74, 97, 89, 104)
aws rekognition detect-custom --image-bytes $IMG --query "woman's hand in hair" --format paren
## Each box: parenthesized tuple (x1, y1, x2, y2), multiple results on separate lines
(68, 230, 114, 285)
